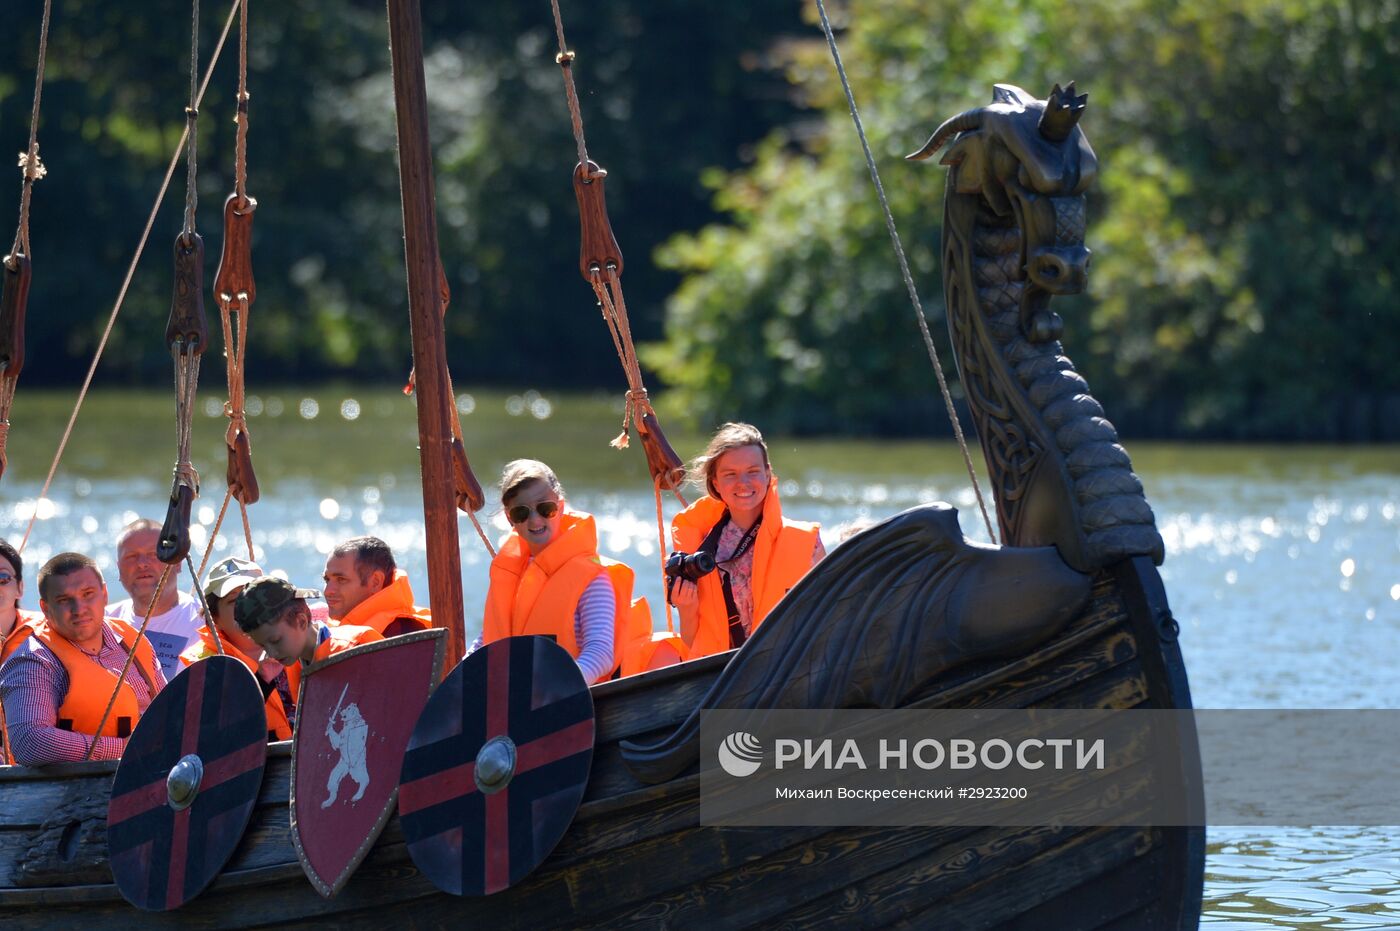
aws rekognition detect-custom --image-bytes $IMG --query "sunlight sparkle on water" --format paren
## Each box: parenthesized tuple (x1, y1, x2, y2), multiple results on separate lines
(456, 393, 475, 415)
(14, 497, 58, 521)
(1340, 558, 1356, 578)
(299, 398, 319, 419)
(340, 399, 361, 421)
(319, 498, 340, 520)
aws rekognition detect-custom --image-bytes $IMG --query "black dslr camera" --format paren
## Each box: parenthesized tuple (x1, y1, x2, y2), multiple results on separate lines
(665, 550, 717, 601)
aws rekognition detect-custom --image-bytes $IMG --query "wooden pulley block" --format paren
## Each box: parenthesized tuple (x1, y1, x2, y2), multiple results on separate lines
(107, 656, 269, 911)
(157, 481, 194, 565)
(214, 193, 257, 308)
(573, 160, 623, 281)
(226, 428, 260, 505)
(637, 411, 686, 491)
(166, 232, 208, 355)
(398, 636, 595, 896)
(451, 436, 485, 513)
(0, 252, 30, 380)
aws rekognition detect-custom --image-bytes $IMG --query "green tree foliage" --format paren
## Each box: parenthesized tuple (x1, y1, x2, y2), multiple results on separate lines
(0, 0, 803, 387)
(647, 0, 1400, 439)
(3, 1, 1396, 440)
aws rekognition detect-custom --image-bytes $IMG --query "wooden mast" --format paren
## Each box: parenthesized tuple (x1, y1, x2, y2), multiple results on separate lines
(384, 0, 465, 661)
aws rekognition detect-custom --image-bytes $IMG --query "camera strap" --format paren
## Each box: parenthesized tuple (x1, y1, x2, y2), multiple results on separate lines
(700, 512, 762, 650)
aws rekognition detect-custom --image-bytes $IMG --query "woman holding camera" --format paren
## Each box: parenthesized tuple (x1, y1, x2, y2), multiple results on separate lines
(668, 423, 825, 660)
(480, 459, 659, 683)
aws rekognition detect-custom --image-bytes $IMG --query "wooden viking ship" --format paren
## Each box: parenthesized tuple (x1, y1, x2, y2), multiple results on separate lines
(0, 3, 1203, 928)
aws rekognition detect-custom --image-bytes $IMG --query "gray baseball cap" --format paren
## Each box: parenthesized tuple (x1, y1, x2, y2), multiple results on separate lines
(203, 557, 265, 600)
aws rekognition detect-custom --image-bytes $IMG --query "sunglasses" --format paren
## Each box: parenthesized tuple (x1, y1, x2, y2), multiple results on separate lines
(508, 500, 561, 525)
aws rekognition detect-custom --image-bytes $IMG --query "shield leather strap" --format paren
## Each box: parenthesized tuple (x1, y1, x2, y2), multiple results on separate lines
(108, 656, 268, 911)
(399, 635, 595, 896)
(290, 627, 447, 897)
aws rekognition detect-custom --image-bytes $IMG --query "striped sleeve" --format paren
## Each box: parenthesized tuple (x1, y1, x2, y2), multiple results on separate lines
(572, 574, 616, 685)
(0, 646, 125, 765)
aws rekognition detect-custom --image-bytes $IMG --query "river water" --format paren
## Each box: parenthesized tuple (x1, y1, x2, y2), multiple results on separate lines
(1, 387, 1397, 926)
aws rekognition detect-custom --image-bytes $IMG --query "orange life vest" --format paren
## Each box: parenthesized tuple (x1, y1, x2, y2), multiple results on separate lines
(335, 570, 431, 638)
(671, 477, 820, 660)
(483, 510, 667, 680)
(309, 622, 381, 666)
(32, 617, 161, 739)
(1, 609, 42, 663)
(180, 626, 301, 741)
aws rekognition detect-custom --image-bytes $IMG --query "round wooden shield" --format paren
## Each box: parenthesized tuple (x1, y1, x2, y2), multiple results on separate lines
(108, 655, 269, 910)
(399, 636, 595, 896)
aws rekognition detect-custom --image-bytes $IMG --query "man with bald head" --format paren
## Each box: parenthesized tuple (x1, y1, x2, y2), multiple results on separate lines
(106, 518, 203, 681)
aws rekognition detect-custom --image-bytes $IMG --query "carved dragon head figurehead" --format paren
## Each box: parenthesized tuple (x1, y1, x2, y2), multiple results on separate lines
(909, 83, 1096, 344)
(907, 84, 1163, 572)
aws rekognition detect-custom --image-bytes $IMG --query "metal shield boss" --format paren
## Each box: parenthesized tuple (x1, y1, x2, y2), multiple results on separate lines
(291, 628, 447, 897)
(108, 655, 269, 911)
(399, 635, 595, 896)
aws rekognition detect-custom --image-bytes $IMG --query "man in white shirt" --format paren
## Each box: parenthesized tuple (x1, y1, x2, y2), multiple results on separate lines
(105, 518, 203, 682)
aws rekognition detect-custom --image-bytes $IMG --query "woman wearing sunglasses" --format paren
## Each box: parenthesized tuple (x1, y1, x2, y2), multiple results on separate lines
(0, 538, 41, 663)
(668, 423, 825, 660)
(479, 459, 652, 684)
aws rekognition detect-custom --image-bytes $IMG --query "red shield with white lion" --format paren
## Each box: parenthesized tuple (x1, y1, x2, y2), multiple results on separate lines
(290, 628, 446, 897)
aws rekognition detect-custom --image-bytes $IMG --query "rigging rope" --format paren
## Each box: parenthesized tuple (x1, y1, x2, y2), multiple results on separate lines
(158, 0, 209, 568)
(187, 553, 224, 656)
(213, 0, 261, 517)
(84, 563, 174, 761)
(548, 0, 691, 627)
(181, 0, 200, 239)
(548, 0, 593, 178)
(7, 0, 53, 265)
(17, 0, 241, 554)
(811, 0, 997, 543)
(1, 0, 54, 485)
(234, 0, 250, 208)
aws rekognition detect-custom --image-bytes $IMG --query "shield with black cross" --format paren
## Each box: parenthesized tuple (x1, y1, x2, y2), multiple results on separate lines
(398, 635, 595, 896)
(107, 655, 269, 911)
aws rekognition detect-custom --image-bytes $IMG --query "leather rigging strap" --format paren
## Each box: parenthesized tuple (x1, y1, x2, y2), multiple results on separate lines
(548, 1, 687, 496)
(213, 0, 259, 567)
(549, 0, 693, 616)
(16, 0, 241, 556)
(402, 262, 495, 557)
(0, 0, 52, 485)
(158, 0, 209, 567)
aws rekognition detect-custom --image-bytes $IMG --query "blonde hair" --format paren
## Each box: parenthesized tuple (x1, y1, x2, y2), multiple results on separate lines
(688, 422, 770, 499)
(499, 459, 565, 506)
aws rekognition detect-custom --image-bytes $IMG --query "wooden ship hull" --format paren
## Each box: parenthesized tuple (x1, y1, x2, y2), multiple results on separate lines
(0, 551, 1200, 929)
(0, 1, 1203, 920)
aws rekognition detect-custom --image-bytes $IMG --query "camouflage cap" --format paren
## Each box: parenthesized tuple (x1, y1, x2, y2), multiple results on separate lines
(234, 576, 321, 631)
(203, 556, 265, 600)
